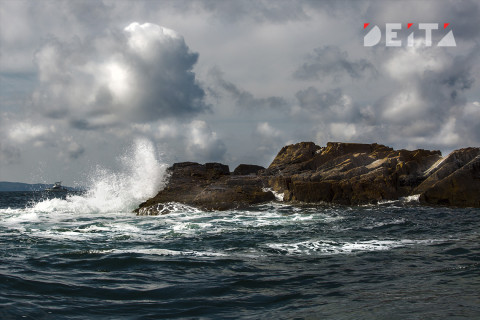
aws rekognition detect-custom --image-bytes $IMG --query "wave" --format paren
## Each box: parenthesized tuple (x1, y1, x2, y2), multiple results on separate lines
(32, 138, 168, 214)
(266, 238, 440, 256)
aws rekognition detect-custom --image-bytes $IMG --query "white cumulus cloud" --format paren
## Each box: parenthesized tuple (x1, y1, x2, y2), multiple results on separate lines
(186, 120, 226, 162)
(32, 22, 208, 129)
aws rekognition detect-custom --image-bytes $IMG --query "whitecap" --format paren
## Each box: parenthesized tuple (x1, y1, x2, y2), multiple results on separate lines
(266, 238, 441, 256)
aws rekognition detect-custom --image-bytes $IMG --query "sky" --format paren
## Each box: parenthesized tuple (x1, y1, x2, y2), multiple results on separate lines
(1, 0, 479, 186)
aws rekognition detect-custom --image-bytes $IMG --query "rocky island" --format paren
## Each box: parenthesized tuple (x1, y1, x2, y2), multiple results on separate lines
(136, 142, 480, 215)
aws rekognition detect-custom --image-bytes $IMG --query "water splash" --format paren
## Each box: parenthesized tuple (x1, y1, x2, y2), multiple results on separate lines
(33, 138, 168, 214)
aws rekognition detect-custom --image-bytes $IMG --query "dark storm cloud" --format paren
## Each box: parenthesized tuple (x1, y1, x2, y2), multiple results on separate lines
(421, 55, 475, 112)
(198, 0, 371, 23)
(200, 0, 309, 23)
(210, 68, 288, 110)
(295, 87, 363, 123)
(442, 0, 480, 41)
(294, 46, 376, 81)
(32, 22, 208, 129)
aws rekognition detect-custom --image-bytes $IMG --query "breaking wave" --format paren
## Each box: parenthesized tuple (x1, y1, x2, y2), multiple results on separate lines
(32, 138, 168, 214)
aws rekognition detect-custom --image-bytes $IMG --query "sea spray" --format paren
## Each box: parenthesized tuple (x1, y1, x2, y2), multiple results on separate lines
(33, 138, 168, 214)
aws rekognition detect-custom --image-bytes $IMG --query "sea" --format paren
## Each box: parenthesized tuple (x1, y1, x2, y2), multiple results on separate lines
(1, 140, 479, 319)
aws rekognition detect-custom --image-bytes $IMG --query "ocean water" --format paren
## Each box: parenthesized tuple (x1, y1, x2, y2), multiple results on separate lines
(1, 141, 479, 319)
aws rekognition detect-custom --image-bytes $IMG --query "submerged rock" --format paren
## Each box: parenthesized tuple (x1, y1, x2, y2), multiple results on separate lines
(136, 142, 480, 213)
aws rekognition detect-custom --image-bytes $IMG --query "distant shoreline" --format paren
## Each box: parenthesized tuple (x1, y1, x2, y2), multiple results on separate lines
(0, 181, 78, 192)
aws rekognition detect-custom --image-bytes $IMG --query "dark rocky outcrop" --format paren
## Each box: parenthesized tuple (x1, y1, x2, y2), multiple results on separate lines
(135, 162, 274, 214)
(136, 142, 480, 214)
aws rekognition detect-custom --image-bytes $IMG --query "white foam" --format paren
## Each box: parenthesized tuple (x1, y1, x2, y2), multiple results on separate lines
(267, 239, 439, 256)
(377, 199, 397, 205)
(111, 248, 227, 257)
(401, 194, 421, 203)
(137, 202, 202, 216)
(262, 188, 284, 201)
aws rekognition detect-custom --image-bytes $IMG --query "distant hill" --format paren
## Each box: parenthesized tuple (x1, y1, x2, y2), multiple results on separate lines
(0, 182, 78, 192)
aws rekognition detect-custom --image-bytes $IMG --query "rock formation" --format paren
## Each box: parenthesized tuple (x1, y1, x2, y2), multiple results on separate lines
(135, 162, 274, 214)
(136, 142, 480, 214)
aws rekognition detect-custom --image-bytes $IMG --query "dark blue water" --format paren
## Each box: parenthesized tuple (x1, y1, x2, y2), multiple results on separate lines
(1, 191, 479, 319)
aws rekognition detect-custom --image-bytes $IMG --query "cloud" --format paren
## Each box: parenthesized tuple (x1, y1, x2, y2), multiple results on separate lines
(2, 0, 480, 185)
(0, 111, 90, 164)
(363, 0, 480, 43)
(0, 114, 50, 165)
(0, 141, 21, 165)
(62, 137, 85, 160)
(291, 87, 377, 144)
(294, 46, 376, 81)
(254, 122, 286, 162)
(32, 22, 208, 129)
(256, 122, 281, 139)
(8, 122, 51, 145)
(456, 101, 480, 144)
(291, 40, 479, 150)
(375, 45, 477, 146)
(186, 120, 227, 161)
(0, 113, 56, 148)
(209, 68, 288, 110)
(129, 119, 227, 163)
(199, 0, 309, 23)
(294, 87, 362, 123)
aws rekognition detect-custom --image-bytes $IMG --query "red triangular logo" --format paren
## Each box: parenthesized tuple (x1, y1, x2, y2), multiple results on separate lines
(407, 23, 413, 29)
(364, 23, 370, 29)
(444, 23, 450, 29)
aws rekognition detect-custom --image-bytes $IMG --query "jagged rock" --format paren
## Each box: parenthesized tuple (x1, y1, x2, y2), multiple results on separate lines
(233, 164, 265, 175)
(135, 142, 480, 213)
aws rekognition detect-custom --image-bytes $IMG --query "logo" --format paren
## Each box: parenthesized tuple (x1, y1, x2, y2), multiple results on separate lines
(364, 23, 456, 47)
